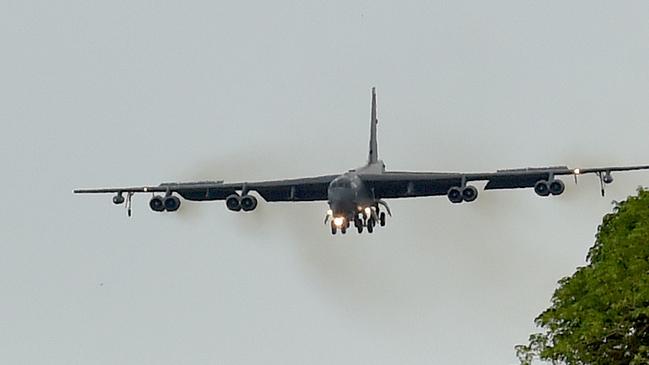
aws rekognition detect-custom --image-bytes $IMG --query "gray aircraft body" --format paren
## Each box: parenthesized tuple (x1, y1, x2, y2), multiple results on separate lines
(75, 88, 649, 234)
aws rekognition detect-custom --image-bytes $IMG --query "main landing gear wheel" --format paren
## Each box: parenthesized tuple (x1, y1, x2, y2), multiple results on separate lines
(331, 221, 337, 235)
(355, 217, 363, 233)
(367, 218, 375, 233)
(379, 212, 386, 227)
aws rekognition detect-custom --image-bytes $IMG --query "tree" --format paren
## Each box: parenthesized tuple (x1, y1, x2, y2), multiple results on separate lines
(516, 189, 649, 365)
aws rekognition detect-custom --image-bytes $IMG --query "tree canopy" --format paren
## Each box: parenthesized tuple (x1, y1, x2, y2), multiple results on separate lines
(516, 189, 649, 365)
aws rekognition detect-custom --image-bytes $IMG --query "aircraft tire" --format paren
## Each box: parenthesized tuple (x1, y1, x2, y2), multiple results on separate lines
(379, 212, 386, 226)
(331, 222, 337, 235)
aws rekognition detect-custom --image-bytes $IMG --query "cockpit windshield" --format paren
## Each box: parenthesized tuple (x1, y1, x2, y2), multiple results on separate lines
(331, 179, 352, 188)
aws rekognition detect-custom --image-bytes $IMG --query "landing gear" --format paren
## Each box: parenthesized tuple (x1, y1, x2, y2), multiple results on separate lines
(328, 204, 388, 235)
(367, 218, 375, 233)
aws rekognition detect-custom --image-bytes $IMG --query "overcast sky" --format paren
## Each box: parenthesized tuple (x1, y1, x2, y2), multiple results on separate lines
(2, 1, 649, 364)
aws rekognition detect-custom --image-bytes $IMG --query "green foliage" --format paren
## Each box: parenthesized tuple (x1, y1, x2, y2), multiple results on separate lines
(516, 188, 649, 365)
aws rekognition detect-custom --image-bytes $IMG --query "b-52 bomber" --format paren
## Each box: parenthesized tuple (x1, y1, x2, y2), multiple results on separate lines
(75, 88, 649, 234)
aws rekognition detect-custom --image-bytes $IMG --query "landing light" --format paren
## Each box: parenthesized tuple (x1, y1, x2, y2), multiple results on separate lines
(364, 207, 372, 216)
(333, 217, 344, 227)
(327, 209, 333, 216)
(574, 168, 581, 175)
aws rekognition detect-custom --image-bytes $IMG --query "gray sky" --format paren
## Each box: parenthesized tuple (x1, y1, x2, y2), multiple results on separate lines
(2, 1, 649, 364)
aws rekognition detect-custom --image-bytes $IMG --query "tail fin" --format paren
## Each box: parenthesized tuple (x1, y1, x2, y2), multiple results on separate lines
(368, 87, 378, 164)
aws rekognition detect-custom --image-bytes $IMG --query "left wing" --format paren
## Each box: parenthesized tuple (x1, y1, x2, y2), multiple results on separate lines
(361, 165, 649, 200)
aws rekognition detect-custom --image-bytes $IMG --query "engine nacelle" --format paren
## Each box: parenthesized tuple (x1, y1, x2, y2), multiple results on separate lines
(447, 187, 463, 203)
(149, 195, 165, 212)
(240, 195, 258, 211)
(163, 196, 181, 212)
(447, 186, 478, 203)
(549, 179, 565, 195)
(534, 180, 550, 196)
(535, 179, 565, 196)
(225, 194, 242, 211)
(112, 193, 125, 205)
(602, 171, 614, 184)
(462, 185, 478, 202)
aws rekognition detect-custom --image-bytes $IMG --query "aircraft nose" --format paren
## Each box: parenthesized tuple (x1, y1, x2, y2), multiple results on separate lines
(328, 194, 356, 215)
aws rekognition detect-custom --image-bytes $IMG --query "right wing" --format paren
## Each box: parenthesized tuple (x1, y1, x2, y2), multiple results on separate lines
(74, 174, 339, 202)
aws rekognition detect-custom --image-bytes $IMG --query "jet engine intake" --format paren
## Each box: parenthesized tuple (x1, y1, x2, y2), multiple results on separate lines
(535, 179, 565, 196)
(240, 195, 258, 211)
(149, 195, 165, 212)
(225, 194, 242, 211)
(461, 185, 478, 202)
(447, 187, 463, 203)
(447, 186, 478, 203)
(549, 179, 565, 195)
(112, 193, 125, 205)
(534, 180, 550, 196)
(163, 196, 181, 212)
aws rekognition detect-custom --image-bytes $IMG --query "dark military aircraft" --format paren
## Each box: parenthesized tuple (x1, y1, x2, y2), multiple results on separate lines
(75, 88, 649, 234)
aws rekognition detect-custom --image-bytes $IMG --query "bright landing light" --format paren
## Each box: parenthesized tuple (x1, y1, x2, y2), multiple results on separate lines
(364, 207, 372, 216)
(327, 209, 333, 216)
(333, 217, 344, 227)
(574, 168, 581, 175)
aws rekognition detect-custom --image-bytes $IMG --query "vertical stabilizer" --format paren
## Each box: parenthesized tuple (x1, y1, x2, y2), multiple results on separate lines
(368, 87, 378, 164)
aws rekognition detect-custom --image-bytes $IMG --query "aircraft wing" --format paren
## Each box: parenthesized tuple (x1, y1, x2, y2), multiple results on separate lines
(361, 165, 649, 199)
(74, 174, 339, 202)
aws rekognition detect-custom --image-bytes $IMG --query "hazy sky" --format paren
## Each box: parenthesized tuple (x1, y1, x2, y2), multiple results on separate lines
(2, 1, 649, 364)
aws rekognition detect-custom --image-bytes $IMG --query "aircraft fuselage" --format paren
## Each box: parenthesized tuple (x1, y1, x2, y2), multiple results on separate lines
(327, 172, 373, 217)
